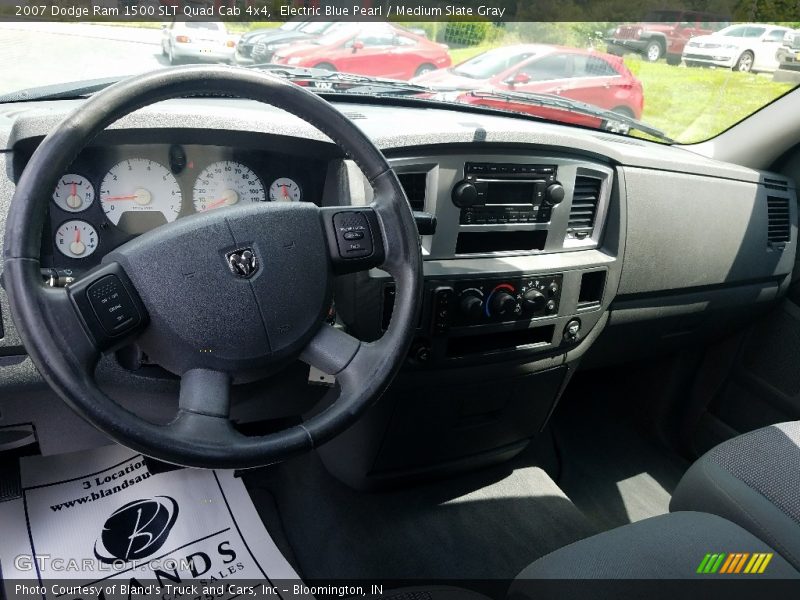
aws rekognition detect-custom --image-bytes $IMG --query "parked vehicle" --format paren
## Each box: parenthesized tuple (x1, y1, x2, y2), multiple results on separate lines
(271, 23, 451, 80)
(245, 21, 344, 64)
(773, 29, 800, 82)
(236, 24, 297, 63)
(682, 23, 791, 72)
(160, 21, 237, 65)
(413, 45, 644, 119)
(606, 10, 729, 64)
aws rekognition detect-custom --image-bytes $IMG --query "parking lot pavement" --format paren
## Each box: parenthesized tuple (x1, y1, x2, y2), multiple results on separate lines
(0, 23, 168, 95)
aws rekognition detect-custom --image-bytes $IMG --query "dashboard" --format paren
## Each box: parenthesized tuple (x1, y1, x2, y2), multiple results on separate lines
(23, 140, 329, 272)
(0, 98, 797, 485)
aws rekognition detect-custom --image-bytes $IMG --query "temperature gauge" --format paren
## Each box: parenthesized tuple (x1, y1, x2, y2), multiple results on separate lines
(52, 174, 94, 212)
(55, 220, 98, 259)
(269, 177, 302, 202)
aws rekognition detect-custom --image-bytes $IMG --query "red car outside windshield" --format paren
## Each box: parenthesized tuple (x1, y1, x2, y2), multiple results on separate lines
(413, 44, 644, 120)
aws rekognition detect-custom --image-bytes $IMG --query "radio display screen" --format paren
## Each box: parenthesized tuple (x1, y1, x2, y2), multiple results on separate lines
(485, 181, 539, 205)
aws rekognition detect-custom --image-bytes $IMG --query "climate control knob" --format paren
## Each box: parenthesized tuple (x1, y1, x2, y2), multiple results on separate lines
(522, 289, 546, 312)
(490, 291, 517, 317)
(452, 180, 479, 207)
(459, 292, 484, 320)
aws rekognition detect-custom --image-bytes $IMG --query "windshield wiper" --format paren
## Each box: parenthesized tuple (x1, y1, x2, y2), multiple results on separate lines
(0, 77, 123, 103)
(464, 90, 674, 143)
(247, 63, 451, 95)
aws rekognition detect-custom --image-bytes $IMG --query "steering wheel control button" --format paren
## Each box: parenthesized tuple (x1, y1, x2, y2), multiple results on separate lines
(333, 212, 373, 258)
(87, 275, 139, 335)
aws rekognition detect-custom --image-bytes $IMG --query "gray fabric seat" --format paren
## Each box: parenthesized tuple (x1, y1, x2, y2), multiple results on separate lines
(508, 512, 798, 599)
(670, 421, 800, 570)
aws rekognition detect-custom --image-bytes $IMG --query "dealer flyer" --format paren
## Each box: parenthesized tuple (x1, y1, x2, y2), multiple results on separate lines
(0, 445, 310, 600)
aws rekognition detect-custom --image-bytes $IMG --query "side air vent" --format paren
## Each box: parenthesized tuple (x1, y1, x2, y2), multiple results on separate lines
(767, 195, 791, 245)
(396, 172, 427, 211)
(764, 177, 790, 192)
(567, 175, 602, 240)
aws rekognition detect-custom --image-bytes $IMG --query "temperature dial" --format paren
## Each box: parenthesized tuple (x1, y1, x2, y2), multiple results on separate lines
(485, 283, 519, 318)
(55, 220, 98, 259)
(269, 178, 302, 202)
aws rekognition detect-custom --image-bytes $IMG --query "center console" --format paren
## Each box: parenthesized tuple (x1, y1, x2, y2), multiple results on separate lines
(324, 149, 622, 489)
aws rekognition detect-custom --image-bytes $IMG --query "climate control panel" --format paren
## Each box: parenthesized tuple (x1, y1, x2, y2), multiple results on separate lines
(431, 274, 563, 333)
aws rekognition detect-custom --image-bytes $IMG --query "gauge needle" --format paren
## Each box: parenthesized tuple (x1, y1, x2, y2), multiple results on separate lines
(70, 227, 85, 256)
(205, 197, 229, 210)
(103, 195, 138, 201)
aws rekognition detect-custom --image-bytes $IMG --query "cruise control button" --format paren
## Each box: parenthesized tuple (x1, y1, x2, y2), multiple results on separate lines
(332, 212, 373, 259)
(86, 275, 139, 335)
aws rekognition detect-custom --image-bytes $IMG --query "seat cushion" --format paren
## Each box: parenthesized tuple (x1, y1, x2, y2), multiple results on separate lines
(670, 421, 800, 569)
(509, 512, 798, 599)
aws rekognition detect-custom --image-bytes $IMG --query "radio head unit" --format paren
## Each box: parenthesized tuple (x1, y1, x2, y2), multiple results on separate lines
(452, 162, 565, 225)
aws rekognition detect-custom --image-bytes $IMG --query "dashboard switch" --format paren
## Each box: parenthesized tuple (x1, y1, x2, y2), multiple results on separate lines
(87, 275, 139, 335)
(333, 212, 373, 259)
(564, 319, 581, 341)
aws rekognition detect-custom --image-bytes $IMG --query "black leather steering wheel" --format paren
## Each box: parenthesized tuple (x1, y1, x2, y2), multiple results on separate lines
(3, 65, 422, 469)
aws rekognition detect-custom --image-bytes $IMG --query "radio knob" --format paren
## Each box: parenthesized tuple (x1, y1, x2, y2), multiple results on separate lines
(459, 292, 484, 320)
(546, 182, 565, 205)
(452, 180, 479, 207)
(522, 289, 546, 312)
(490, 291, 517, 317)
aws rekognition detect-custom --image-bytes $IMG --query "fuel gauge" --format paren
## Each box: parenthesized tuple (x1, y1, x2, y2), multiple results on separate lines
(55, 220, 98, 259)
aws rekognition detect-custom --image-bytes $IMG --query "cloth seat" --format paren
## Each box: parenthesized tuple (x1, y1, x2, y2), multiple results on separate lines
(670, 421, 800, 570)
(508, 511, 798, 599)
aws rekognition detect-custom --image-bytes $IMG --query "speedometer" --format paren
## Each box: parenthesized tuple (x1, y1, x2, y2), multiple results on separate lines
(99, 159, 182, 234)
(193, 161, 265, 212)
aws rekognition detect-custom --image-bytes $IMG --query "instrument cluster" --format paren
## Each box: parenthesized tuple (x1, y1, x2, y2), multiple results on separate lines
(44, 143, 327, 268)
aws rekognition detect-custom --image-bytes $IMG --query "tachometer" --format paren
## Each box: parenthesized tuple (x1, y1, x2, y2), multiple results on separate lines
(52, 174, 94, 212)
(99, 159, 182, 234)
(192, 161, 265, 212)
(269, 177, 302, 202)
(55, 220, 98, 259)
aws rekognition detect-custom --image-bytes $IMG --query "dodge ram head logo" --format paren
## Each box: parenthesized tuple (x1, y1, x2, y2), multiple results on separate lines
(226, 247, 258, 279)
(94, 497, 179, 563)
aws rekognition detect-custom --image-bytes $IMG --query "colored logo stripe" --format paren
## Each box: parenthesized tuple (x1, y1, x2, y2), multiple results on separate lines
(698, 553, 773, 574)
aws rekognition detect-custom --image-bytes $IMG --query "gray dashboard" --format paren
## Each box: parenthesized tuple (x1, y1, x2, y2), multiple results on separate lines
(0, 97, 796, 376)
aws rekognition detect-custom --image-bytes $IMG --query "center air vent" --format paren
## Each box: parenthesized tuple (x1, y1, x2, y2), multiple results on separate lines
(567, 175, 602, 240)
(396, 172, 427, 211)
(767, 195, 791, 245)
(764, 177, 790, 193)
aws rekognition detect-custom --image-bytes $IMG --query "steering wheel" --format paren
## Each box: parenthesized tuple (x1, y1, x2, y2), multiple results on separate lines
(3, 66, 422, 469)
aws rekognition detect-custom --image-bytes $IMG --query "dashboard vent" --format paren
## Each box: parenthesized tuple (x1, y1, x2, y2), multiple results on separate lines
(764, 177, 790, 193)
(567, 175, 602, 238)
(396, 172, 427, 211)
(767, 195, 791, 244)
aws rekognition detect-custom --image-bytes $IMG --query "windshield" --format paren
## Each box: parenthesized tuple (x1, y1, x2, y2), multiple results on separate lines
(0, 19, 796, 144)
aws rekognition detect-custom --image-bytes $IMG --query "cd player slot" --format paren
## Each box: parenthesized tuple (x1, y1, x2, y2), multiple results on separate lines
(456, 230, 547, 254)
